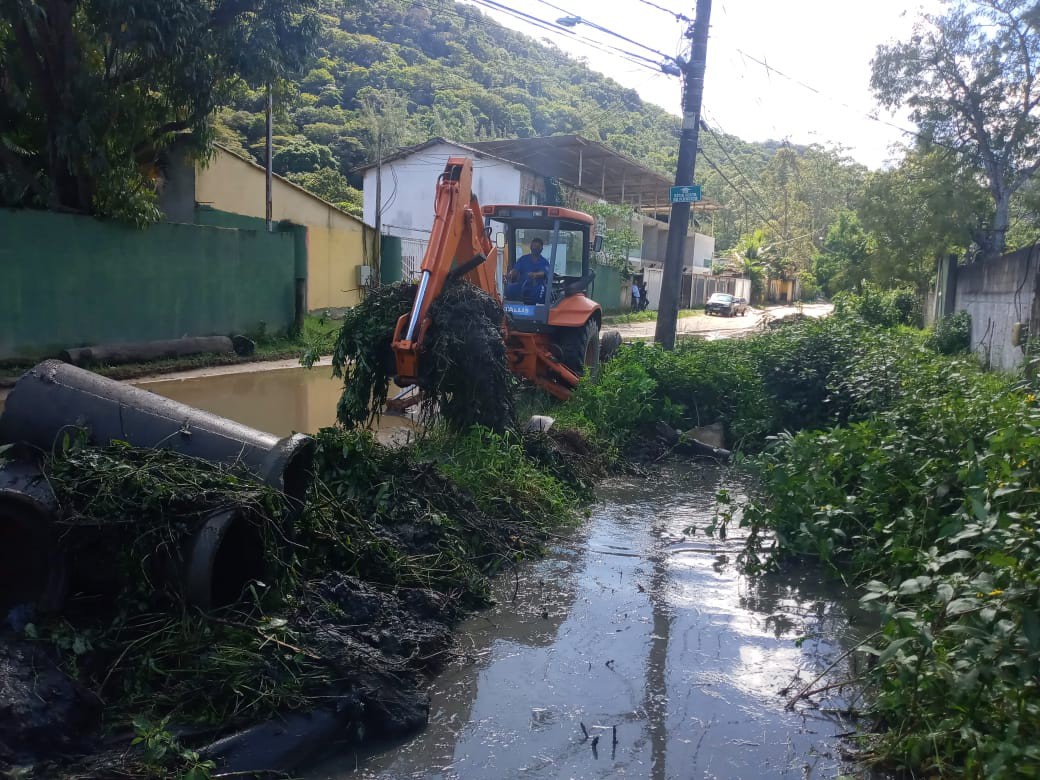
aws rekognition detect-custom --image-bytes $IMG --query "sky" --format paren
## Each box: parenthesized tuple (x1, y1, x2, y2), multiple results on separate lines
(462, 0, 943, 170)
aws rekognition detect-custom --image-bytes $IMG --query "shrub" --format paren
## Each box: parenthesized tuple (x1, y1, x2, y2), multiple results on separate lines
(740, 339, 1040, 776)
(833, 282, 922, 328)
(926, 310, 971, 354)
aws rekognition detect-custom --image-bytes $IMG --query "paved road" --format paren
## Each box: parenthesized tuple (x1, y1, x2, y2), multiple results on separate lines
(610, 303, 833, 341)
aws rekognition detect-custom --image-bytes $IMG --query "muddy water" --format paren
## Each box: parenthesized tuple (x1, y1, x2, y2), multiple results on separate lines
(136, 366, 416, 442)
(308, 463, 865, 780)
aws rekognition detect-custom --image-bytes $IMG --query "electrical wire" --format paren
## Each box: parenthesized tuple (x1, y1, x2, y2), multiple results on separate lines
(699, 113, 786, 235)
(633, 0, 691, 23)
(698, 147, 783, 235)
(528, 0, 678, 62)
(733, 48, 932, 145)
(464, 0, 672, 73)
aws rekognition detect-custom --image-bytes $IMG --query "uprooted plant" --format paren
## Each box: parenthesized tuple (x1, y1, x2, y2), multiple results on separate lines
(306, 280, 515, 432)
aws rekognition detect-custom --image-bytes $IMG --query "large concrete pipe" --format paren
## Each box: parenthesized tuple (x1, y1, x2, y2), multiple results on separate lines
(0, 461, 67, 614)
(0, 361, 314, 505)
(61, 335, 255, 367)
(1, 458, 268, 612)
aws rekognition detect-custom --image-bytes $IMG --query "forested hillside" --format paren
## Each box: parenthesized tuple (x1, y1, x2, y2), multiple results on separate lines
(212, 0, 868, 259)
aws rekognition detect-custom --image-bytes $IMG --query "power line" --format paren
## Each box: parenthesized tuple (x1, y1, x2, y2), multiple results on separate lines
(698, 147, 781, 235)
(529, 0, 678, 62)
(633, 0, 692, 23)
(699, 114, 786, 235)
(733, 48, 926, 142)
(465, 0, 672, 74)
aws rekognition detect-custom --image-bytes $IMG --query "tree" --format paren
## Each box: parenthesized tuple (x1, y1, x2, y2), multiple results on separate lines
(0, 0, 318, 221)
(858, 147, 990, 291)
(871, 0, 1040, 256)
(732, 229, 770, 302)
(285, 167, 362, 217)
(272, 137, 335, 175)
(812, 211, 874, 296)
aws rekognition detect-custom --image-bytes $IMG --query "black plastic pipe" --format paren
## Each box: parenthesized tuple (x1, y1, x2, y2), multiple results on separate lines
(0, 360, 314, 505)
(0, 460, 67, 614)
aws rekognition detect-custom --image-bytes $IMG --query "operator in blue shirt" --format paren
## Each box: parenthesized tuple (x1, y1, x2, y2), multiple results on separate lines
(506, 238, 550, 303)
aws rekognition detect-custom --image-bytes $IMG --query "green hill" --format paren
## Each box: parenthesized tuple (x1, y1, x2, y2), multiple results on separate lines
(214, 0, 864, 255)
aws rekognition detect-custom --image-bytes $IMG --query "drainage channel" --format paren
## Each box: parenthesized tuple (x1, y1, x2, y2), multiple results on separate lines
(307, 461, 867, 779)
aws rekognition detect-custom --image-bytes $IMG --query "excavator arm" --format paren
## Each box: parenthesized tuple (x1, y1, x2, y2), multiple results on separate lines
(391, 158, 499, 386)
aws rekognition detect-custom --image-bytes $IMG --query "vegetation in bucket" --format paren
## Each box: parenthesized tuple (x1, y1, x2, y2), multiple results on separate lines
(420, 280, 516, 432)
(307, 279, 515, 432)
(303, 281, 418, 428)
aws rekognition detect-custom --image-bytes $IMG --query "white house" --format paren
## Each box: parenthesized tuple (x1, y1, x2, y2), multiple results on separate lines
(361, 139, 549, 278)
(359, 134, 736, 308)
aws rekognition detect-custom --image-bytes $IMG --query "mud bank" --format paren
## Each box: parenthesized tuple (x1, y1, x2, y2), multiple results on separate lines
(0, 424, 600, 779)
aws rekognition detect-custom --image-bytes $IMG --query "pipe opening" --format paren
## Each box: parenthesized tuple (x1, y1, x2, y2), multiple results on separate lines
(280, 438, 316, 507)
(0, 503, 57, 613)
(184, 509, 267, 609)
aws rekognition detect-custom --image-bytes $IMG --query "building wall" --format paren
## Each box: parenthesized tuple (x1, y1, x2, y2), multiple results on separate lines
(953, 245, 1039, 371)
(0, 209, 296, 359)
(362, 142, 524, 262)
(194, 149, 368, 311)
(642, 268, 749, 312)
(638, 222, 714, 271)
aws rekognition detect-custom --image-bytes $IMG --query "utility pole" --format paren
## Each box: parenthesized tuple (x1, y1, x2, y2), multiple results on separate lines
(265, 84, 274, 233)
(654, 0, 712, 349)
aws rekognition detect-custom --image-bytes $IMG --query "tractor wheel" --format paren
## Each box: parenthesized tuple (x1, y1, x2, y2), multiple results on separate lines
(560, 319, 601, 378)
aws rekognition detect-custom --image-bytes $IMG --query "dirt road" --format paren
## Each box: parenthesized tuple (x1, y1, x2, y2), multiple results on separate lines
(611, 303, 833, 341)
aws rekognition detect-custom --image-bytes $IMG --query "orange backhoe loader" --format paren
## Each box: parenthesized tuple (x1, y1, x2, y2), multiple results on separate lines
(391, 157, 604, 400)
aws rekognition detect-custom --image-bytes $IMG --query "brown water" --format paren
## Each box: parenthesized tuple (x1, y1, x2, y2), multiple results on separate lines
(136, 366, 416, 442)
(307, 463, 867, 780)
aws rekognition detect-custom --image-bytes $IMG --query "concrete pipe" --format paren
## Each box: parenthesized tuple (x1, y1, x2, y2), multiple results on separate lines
(0, 361, 314, 506)
(180, 507, 267, 610)
(60, 335, 255, 367)
(0, 461, 67, 614)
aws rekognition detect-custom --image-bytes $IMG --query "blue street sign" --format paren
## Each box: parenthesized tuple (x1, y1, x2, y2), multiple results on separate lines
(669, 185, 702, 203)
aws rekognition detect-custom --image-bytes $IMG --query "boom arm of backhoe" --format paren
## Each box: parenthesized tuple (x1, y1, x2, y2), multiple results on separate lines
(391, 158, 499, 386)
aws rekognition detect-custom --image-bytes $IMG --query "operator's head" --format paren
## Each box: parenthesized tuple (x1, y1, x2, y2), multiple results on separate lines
(530, 238, 544, 254)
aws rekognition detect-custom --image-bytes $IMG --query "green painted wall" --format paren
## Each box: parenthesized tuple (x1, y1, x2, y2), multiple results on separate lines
(592, 262, 626, 314)
(0, 209, 297, 359)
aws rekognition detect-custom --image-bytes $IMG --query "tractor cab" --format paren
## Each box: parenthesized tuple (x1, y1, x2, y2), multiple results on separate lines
(483, 205, 603, 328)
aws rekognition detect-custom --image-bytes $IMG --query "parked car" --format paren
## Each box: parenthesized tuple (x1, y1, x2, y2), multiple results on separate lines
(705, 292, 748, 317)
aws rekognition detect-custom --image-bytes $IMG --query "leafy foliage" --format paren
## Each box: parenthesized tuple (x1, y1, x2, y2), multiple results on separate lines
(739, 335, 1040, 775)
(926, 310, 972, 355)
(303, 281, 417, 428)
(308, 279, 515, 432)
(871, 0, 1040, 256)
(0, 0, 319, 221)
(833, 282, 922, 328)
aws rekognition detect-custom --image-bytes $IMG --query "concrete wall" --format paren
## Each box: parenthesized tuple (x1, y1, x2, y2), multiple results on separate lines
(194, 148, 368, 311)
(363, 142, 524, 243)
(954, 245, 1039, 371)
(0, 209, 296, 359)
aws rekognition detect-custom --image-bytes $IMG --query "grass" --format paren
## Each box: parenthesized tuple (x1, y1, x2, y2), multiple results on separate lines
(603, 308, 703, 325)
(0, 315, 339, 386)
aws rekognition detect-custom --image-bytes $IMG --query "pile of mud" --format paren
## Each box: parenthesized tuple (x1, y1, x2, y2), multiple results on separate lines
(327, 280, 514, 432)
(1, 427, 577, 777)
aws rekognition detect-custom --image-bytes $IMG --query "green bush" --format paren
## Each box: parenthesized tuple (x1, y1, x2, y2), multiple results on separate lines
(926, 310, 972, 354)
(833, 282, 922, 328)
(740, 341, 1040, 776)
(559, 314, 895, 448)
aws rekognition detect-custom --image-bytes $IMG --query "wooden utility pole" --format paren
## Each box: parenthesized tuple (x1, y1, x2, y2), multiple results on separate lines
(654, 0, 712, 349)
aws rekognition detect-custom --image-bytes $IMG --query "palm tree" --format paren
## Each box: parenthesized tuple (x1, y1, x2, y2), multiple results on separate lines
(733, 229, 770, 302)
